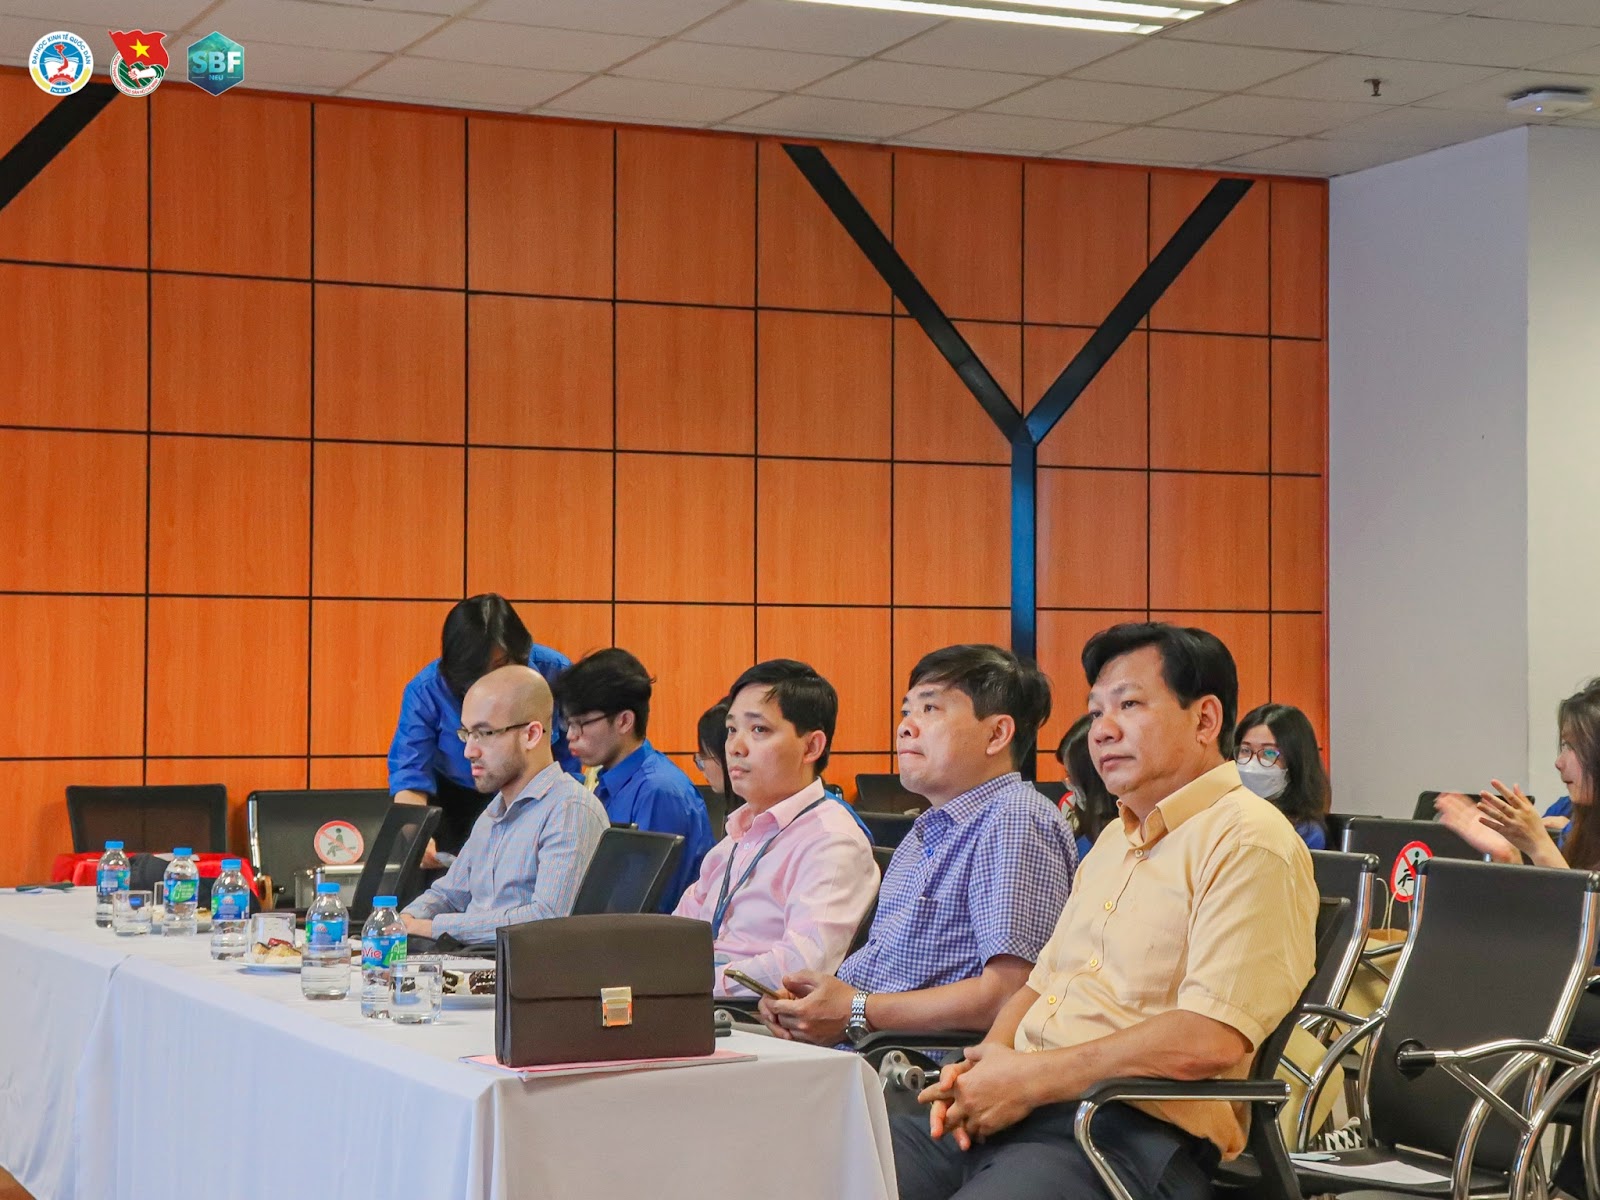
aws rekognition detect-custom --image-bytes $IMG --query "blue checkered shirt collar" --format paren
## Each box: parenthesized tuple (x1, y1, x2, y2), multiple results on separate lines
(916, 771, 1023, 831)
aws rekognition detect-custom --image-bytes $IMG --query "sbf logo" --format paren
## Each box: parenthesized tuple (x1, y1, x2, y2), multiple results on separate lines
(186, 31, 244, 96)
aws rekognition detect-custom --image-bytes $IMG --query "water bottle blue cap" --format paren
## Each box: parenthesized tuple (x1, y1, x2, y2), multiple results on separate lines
(221, 858, 241, 870)
(105, 841, 124, 850)
(373, 895, 397, 908)
(173, 847, 192, 857)
(315, 882, 342, 895)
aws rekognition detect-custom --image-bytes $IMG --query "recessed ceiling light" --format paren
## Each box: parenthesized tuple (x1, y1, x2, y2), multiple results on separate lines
(1506, 86, 1594, 119)
(783, 0, 1238, 35)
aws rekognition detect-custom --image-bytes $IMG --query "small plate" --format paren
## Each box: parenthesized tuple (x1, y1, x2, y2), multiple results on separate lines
(239, 957, 303, 972)
(442, 992, 495, 1009)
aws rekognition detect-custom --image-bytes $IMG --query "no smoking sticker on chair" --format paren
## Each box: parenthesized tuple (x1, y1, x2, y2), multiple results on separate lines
(1390, 840, 1432, 903)
(315, 821, 364, 866)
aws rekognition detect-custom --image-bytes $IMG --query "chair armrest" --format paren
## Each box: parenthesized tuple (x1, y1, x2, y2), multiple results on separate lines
(849, 1029, 986, 1058)
(1297, 1003, 1366, 1026)
(1080, 1077, 1290, 1107)
(1362, 940, 1404, 961)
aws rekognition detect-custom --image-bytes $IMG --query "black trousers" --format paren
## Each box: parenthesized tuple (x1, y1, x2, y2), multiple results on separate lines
(1553, 990, 1600, 1197)
(431, 774, 489, 856)
(891, 1100, 1218, 1200)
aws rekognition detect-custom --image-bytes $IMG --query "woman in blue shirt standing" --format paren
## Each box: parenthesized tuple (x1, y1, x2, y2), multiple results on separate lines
(388, 594, 577, 858)
(1234, 703, 1331, 850)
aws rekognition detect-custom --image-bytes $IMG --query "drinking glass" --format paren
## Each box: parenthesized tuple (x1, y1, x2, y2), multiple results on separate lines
(391, 961, 443, 1025)
(112, 890, 153, 936)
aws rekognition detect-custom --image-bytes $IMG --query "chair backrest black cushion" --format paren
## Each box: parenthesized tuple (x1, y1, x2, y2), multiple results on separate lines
(1367, 858, 1598, 1169)
(861, 812, 917, 850)
(67, 784, 228, 854)
(247, 789, 393, 881)
(1414, 789, 1535, 821)
(1308, 850, 1379, 1009)
(570, 827, 685, 916)
(853, 773, 928, 815)
(1340, 817, 1486, 930)
(350, 804, 439, 925)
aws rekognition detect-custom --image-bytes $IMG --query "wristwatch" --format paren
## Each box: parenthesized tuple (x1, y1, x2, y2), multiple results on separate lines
(846, 991, 872, 1045)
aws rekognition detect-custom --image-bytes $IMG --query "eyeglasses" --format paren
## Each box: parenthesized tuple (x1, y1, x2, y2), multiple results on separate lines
(564, 713, 614, 739)
(1235, 746, 1283, 768)
(455, 720, 534, 745)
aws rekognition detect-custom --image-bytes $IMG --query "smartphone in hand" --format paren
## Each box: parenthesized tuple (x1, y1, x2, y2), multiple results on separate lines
(723, 966, 781, 999)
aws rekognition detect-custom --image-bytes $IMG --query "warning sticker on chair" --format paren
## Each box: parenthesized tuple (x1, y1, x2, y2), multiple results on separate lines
(1390, 840, 1431, 902)
(314, 821, 364, 866)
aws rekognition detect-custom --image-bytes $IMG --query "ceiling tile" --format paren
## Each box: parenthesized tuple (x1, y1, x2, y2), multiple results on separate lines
(613, 40, 853, 90)
(684, 0, 940, 55)
(1219, 137, 1425, 173)
(198, 0, 449, 52)
(0, 0, 214, 25)
(541, 74, 775, 123)
(1536, 46, 1600, 72)
(1354, 15, 1600, 66)
(880, 20, 1135, 75)
(987, 77, 1218, 123)
(1067, 126, 1287, 164)
(348, 55, 589, 107)
(1169, 0, 1445, 51)
(803, 59, 1039, 108)
(471, 0, 731, 38)
(300, 0, 480, 13)
(342, 89, 524, 112)
(1320, 102, 1528, 140)
(1470, 0, 1600, 24)
(722, 93, 950, 137)
(1414, 67, 1600, 111)
(1248, 54, 1501, 103)
(1156, 93, 1378, 134)
(234, 41, 387, 88)
(1308, 0, 1472, 10)
(901, 111, 1124, 153)
(409, 20, 654, 71)
(1070, 39, 1327, 89)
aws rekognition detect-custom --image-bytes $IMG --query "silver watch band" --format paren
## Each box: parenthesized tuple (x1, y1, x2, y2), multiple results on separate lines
(850, 990, 870, 1030)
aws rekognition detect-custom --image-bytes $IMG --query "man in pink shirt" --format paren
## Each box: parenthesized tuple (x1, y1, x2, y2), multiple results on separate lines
(674, 659, 878, 997)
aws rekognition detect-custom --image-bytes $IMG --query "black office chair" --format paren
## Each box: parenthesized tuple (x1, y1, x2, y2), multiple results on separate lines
(695, 784, 728, 837)
(1306, 850, 1381, 1025)
(570, 827, 685, 916)
(348, 804, 442, 926)
(1283, 859, 1600, 1200)
(66, 784, 228, 854)
(861, 811, 917, 850)
(1414, 789, 1534, 821)
(1325, 811, 1356, 848)
(1340, 817, 1487, 931)
(1034, 780, 1068, 805)
(247, 788, 393, 905)
(854, 773, 928, 815)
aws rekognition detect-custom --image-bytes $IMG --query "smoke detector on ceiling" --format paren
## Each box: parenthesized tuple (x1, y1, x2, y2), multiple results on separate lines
(1506, 87, 1594, 118)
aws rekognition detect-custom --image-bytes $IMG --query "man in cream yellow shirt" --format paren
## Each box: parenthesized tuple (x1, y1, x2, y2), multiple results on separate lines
(898, 622, 1317, 1200)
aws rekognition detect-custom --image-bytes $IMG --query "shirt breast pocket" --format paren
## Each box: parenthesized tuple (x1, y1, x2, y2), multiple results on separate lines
(1107, 907, 1187, 1003)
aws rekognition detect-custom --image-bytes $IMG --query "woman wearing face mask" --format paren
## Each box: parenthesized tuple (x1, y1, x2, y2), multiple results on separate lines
(1233, 703, 1330, 850)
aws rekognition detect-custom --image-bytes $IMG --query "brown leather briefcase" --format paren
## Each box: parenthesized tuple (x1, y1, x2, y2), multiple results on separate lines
(494, 913, 715, 1067)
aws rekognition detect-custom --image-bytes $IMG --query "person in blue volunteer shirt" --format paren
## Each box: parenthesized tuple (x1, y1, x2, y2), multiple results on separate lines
(389, 595, 578, 861)
(553, 648, 714, 911)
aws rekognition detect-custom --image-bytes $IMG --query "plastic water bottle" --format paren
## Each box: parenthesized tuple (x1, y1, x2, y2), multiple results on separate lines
(359, 896, 408, 1019)
(302, 882, 350, 1000)
(94, 841, 130, 928)
(162, 848, 200, 937)
(209, 859, 250, 960)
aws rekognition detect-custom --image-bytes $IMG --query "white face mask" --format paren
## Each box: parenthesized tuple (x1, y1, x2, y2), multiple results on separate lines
(1238, 760, 1289, 801)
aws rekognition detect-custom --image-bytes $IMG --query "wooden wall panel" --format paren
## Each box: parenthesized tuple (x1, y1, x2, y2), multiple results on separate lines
(314, 105, 465, 288)
(149, 435, 310, 596)
(616, 129, 755, 307)
(1152, 610, 1271, 722)
(468, 117, 612, 298)
(0, 74, 146, 267)
(758, 140, 892, 314)
(147, 598, 309, 757)
(0, 759, 144, 888)
(315, 285, 465, 443)
(2, 264, 146, 430)
(756, 459, 891, 606)
(0, 430, 145, 593)
(146, 757, 310, 851)
(1036, 608, 1145, 751)
(614, 605, 756, 754)
(152, 91, 311, 278)
(2, 79, 1326, 852)
(152, 275, 312, 438)
(468, 295, 612, 450)
(757, 607, 894, 753)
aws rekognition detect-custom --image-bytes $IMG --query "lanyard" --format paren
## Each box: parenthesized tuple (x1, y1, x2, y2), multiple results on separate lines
(711, 797, 827, 938)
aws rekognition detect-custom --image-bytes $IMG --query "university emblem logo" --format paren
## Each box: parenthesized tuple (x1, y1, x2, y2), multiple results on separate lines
(109, 30, 170, 97)
(29, 31, 92, 96)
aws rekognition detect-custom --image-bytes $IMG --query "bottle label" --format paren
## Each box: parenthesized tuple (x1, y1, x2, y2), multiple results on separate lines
(307, 916, 348, 950)
(96, 868, 129, 898)
(166, 879, 198, 906)
(213, 890, 248, 921)
(362, 934, 407, 970)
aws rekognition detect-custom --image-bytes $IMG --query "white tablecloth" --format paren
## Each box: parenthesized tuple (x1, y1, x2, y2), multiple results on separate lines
(0, 890, 896, 1200)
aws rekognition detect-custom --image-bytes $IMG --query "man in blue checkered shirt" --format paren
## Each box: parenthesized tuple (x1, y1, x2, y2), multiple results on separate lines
(761, 644, 1078, 1046)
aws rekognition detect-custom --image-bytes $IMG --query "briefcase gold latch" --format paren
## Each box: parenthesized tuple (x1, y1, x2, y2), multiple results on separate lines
(600, 986, 633, 1028)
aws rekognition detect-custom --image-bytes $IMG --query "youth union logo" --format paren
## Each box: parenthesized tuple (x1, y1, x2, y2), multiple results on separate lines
(109, 30, 170, 97)
(29, 31, 92, 96)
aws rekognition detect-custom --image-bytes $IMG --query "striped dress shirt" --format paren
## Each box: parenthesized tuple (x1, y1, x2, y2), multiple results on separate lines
(403, 761, 608, 942)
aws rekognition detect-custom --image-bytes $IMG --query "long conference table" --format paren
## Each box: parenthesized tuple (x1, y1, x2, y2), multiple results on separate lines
(0, 890, 897, 1200)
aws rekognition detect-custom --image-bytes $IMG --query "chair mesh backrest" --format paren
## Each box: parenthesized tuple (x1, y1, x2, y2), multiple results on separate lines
(248, 789, 392, 879)
(1340, 817, 1486, 930)
(1366, 859, 1598, 1169)
(854, 773, 928, 815)
(570, 828, 685, 916)
(1308, 850, 1379, 1009)
(350, 804, 438, 924)
(67, 785, 228, 854)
